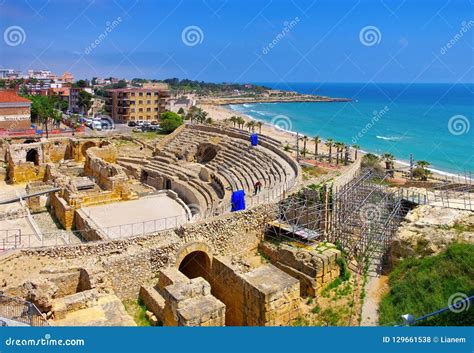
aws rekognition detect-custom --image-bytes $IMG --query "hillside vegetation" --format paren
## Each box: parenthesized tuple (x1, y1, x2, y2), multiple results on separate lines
(379, 243, 474, 326)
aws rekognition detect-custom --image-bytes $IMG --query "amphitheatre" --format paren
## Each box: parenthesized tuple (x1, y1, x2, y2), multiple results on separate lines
(0, 122, 472, 327)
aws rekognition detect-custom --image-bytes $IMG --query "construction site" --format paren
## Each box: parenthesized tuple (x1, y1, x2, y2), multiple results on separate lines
(0, 123, 473, 327)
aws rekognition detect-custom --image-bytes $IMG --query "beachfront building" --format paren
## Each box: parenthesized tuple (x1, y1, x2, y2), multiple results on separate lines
(105, 87, 170, 123)
(0, 90, 31, 130)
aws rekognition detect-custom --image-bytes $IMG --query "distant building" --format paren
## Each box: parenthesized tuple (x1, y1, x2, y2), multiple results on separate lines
(0, 69, 22, 80)
(60, 72, 74, 84)
(105, 87, 170, 123)
(0, 90, 31, 130)
(69, 87, 93, 114)
(48, 87, 70, 101)
(27, 69, 56, 80)
(169, 94, 196, 113)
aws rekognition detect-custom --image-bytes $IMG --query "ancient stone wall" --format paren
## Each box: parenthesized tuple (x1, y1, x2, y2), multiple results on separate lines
(18, 205, 277, 299)
(258, 241, 341, 296)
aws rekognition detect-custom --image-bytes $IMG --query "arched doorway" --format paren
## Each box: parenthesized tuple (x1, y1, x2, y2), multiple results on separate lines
(178, 251, 212, 282)
(26, 149, 39, 165)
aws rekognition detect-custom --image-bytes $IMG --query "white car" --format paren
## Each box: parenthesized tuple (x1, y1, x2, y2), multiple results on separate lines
(92, 121, 102, 131)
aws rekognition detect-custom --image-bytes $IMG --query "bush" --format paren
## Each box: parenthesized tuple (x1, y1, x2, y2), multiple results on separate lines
(379, 243, 474, 326)
(160, 111, 183, 133)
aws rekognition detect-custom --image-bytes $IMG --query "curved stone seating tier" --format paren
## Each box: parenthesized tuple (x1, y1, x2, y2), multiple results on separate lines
(125, 125, 299, 218)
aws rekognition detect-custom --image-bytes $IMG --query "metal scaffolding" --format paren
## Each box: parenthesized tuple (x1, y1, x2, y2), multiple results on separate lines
(267, 169, 409, 274)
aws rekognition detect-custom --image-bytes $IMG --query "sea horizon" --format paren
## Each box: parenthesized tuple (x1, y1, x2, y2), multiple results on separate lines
(227, 82, 473, 177)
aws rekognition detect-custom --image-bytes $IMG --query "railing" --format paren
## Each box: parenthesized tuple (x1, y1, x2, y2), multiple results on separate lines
(0, 293, 49, 326)
(399, 188, 474, 211)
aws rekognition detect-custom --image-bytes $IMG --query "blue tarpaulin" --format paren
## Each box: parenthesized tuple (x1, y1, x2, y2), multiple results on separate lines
(250, 133, 258, 146)
(231, 190, 246, 211)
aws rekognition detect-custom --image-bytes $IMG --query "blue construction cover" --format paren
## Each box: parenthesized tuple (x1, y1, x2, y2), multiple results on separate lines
(250, 133, 258, 146)
(231, 190, 246, 211)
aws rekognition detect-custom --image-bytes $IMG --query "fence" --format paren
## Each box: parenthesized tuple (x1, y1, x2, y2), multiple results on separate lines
(0, 293, 49, 326)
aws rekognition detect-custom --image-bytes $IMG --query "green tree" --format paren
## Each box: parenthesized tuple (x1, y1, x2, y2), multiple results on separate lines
(78, 90, 93, 116)
(160, 111, 183, 133)
(325, 139, 334, 163)
(313, 136, 320, 157)
(382, 153, 395, 177)
(352, 144, 360, 160)
(256, 121, 263, 134)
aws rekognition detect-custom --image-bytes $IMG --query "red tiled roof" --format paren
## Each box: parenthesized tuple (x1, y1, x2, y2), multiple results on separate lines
(0, 90, 31, 103)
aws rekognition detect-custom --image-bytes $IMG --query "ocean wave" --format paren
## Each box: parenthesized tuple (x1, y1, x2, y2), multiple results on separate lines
(228, 104, 245, 112)
(242, 104, 255, 108)
(376, 135, 403, 141)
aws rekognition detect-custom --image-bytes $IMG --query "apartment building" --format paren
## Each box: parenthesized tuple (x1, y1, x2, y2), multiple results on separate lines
(105, 87, 170, 123)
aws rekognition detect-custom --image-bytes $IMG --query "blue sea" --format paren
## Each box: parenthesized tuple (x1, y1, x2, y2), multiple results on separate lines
(228, 83, 474, 176)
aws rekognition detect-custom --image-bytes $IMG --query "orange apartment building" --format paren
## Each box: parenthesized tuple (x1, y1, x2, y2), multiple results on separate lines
(105, 87, 170, 123)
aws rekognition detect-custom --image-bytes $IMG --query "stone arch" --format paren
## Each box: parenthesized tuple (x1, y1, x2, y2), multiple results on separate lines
(81, 141, 96, 157)
(26, 148, 39, 165)
(176, 242, 213, 281)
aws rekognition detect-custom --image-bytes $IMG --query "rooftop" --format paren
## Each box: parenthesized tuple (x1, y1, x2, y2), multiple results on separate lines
(0, 90, 31, 104)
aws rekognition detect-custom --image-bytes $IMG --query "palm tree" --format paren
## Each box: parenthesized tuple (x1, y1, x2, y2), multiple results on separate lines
(301, 148, 309, 157)
(313, 136, 320, 157)
(198, 110, 208, 124)
(52, 110, 62, 129)
(230, 116, 238, 127)
(237, 117, 245, 129)
(325, 139, 334, 163)
(352, 144, 360, 160)
(302, 136, 308, 158)
(382, 153, 395, 177)
(334, 142, 344, 165)
(415, 160, 431, 181)
(245, 121, 253, 132)
(256, 121, 263, 134)
(416, 160, 430, 169)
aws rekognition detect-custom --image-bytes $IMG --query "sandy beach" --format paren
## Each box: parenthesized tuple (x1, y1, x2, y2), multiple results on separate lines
(199, 103, 335, 158)
(199, 103, 457, 181)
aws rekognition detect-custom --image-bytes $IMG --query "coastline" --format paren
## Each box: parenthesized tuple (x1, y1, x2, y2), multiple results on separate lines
(200, 103, 467, 181)
(198, 96, 351, 105)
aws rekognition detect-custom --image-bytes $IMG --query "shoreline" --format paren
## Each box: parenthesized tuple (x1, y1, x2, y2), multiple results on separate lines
(198, 96, 351, 105)
(199, 103, 469, 182)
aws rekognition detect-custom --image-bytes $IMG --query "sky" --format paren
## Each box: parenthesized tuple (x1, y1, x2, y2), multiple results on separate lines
(0, 0, 473, 83)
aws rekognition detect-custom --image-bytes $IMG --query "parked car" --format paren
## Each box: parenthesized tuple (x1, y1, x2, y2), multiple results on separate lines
(128, 121, 137, 127)
(92, 121, 102, 131)
(151, 120, 159, 125)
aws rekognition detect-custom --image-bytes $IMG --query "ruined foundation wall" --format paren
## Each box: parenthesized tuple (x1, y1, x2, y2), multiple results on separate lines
(17, 205, 277, 299)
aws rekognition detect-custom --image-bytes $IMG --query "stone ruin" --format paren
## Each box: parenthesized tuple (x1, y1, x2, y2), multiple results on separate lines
(140, 256, 302, 326)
